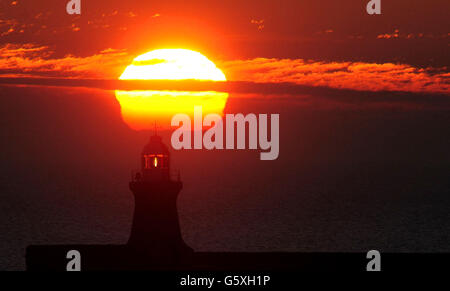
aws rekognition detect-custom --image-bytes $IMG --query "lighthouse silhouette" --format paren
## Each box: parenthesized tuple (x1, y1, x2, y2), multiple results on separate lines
(128, 133, 193, 263)
(26, 133, 333, 271)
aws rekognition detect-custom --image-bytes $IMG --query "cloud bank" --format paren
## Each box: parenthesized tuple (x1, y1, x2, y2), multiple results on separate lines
(0, 43, 448, 94)
(0, 44, 131, 79)
(219, 59, 449, 94)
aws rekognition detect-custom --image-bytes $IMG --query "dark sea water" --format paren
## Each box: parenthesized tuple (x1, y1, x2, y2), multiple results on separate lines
(0, 85, 449, 270)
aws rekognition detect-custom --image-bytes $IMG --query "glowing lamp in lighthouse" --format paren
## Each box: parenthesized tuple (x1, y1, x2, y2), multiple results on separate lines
(140, 135, 170, 181)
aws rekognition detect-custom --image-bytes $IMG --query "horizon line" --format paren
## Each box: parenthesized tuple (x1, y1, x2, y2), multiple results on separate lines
(1, 77, 449, 99)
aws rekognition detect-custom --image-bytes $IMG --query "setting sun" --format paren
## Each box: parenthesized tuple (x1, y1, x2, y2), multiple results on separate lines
(119, 49, 226, 81)
(115, 49, 229, 131)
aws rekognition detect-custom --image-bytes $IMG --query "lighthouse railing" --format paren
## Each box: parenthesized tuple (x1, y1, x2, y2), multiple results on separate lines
(130, 169, 181, 182)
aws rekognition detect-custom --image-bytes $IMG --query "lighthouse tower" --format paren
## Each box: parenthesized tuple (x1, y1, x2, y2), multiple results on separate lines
(128, 134, 192, 262)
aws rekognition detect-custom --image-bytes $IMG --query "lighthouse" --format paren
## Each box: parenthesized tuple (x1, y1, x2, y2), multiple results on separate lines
(128, 134, 193, 263)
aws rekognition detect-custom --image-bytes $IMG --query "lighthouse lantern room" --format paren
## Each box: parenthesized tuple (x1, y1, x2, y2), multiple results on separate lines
(139, 135, 170, 181)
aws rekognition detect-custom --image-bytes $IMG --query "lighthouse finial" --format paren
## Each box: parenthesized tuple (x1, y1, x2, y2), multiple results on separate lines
(153, 121, 158, 136)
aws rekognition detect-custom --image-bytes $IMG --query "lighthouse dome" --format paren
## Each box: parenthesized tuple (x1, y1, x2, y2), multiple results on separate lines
(142, 135, 170, 155)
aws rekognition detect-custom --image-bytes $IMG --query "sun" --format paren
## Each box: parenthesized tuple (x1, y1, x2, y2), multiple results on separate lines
(119, 49, 226, 81)
(115, 49, 229, 131)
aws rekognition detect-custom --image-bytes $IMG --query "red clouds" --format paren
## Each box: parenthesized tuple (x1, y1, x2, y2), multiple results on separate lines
(220, 58, 449, 94)
(0, 43, 448, 95)
(0, 44, 131, 78)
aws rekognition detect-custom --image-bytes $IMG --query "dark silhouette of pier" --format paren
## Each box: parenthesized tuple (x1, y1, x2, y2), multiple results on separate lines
(25, 135, 448, 271)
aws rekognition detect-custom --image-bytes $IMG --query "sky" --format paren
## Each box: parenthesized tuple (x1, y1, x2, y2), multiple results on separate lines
(1, 0, 448, 62)
(0, 0, 448, 95)
(0, 0, 450, 270)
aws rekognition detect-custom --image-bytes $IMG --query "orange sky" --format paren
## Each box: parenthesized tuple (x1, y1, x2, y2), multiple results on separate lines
(0, 1, 449, 64)
(0, 1, 448, 94)
(0, 43, 448, 94)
